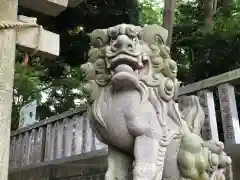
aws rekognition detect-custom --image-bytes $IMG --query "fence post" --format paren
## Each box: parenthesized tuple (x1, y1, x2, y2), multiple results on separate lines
(218, 83, 240, 145)
(197, 90, 219, 141)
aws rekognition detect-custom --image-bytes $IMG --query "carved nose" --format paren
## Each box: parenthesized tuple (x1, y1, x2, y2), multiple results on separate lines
(112, 35, 135, 51)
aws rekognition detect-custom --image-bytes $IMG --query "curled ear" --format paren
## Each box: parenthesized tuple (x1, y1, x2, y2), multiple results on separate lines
(89, 29, 108, 48)
(140, 24, 168, 45)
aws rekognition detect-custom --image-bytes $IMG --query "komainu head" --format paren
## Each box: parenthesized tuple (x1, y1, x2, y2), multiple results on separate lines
(81, 24, 180, 101)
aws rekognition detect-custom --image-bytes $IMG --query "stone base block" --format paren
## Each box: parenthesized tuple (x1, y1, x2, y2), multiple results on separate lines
(16, 26, 60, 58)
(19, 0, 68, 16)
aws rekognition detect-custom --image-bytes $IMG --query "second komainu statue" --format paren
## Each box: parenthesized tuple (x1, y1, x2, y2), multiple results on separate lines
(81, 24, 232, 180)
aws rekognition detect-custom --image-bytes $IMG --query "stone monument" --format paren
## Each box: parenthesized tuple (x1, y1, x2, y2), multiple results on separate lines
(81, 24, 232, 180)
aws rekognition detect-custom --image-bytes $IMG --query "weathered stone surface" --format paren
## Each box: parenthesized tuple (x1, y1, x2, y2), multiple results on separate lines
(63, 118, 73, 157)
(179, 68, 240, 96)
(55, 121, 64, 159)
(28, 129, 36, 165)
(83, 113, 93, 153)
(105, 147, 132, 180)
(0, 0, 18, 179)
(197, 90, 219, 141)
(15, 134, 23, 168)
(16, 25, 59, 58)
(53, 166, 106, 179)
(218, 83, 240, 145)
(81, 24, 232, 179)
(9, 136, 16, 169)
(10, 167, 50, 180)
(18, 15, 37, 24)
(71, 115, 84, 155)
(34, 127, 45, 163)
(44, 123, 54, 161)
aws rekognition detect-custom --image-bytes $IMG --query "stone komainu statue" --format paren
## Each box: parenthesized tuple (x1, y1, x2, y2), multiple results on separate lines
(81, 24, 232, 180)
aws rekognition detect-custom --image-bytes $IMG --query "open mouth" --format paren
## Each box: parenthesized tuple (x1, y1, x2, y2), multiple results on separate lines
(107, 54, 142, 90)
(109, 54, 142, 72)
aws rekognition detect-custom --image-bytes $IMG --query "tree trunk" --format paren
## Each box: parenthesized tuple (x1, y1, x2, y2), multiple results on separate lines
(202, 0, 215, 66)
(126, 0, 140, 25)
(222, 0, 232, 16)
(203, 0, 215, 32)
(162, 0, 177, 48)
(0, 0, 18, 179)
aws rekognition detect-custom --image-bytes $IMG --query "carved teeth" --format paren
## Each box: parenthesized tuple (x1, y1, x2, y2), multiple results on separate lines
(110, 56, 140, 71)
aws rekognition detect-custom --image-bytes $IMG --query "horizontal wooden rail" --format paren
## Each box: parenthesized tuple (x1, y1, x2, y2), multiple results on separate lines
(179, 68, 240, 95)
(11, 104, 88, 137)
(9, 105, 107, 171)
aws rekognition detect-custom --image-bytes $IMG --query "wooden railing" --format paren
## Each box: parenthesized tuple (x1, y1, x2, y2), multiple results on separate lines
(179, 68, 240, 148)
(9, 105, 107, 172)
(178, 69, 240, 180)
(9, 68, 240, 177)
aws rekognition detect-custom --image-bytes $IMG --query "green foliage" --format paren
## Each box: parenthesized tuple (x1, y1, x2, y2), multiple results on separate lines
(136, 0, 240, 85)
(139, 0, 163, 25)
(12, 53, 43, 130)
(14, 0, 141, 130)
(171, 0, 240, 84)
(12, 52, 86, 130)
(37, 67, 86, 120)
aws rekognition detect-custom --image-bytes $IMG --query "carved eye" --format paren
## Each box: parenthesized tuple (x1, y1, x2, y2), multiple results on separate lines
(155, 34, 164, 45)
